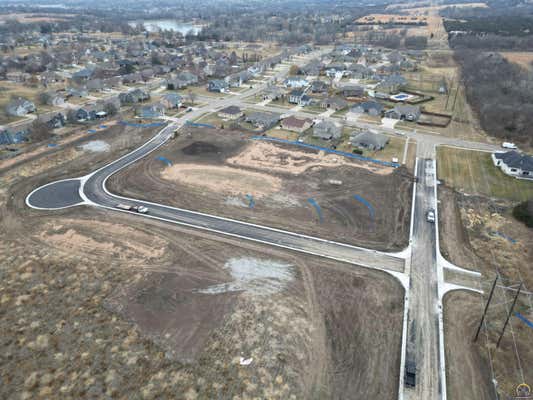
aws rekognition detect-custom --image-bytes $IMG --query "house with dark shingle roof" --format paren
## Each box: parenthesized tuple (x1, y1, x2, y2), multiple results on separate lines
(313, 120, 341, 140)
(218, 106, 243, 120)
(350, 131, 389, 151)
(492, 151, 533, 179)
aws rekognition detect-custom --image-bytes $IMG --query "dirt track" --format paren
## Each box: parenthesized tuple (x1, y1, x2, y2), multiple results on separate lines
(108, 127, 413, 251)
(0, 124, 404, 399)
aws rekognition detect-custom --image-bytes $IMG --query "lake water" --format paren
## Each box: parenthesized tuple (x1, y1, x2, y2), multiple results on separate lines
(129, 20, 202, 35)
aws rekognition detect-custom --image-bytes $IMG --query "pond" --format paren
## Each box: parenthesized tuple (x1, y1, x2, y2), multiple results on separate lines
(129, 20, 203, 35)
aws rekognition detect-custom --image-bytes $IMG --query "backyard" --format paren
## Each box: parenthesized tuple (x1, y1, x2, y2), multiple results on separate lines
(437, 146, 533, 201)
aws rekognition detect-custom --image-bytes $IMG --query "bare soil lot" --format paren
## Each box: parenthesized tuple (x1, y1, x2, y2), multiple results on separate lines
(439, 185, 533, 399)
(0, 123, 404, 399)
(108, 127, 413, 251)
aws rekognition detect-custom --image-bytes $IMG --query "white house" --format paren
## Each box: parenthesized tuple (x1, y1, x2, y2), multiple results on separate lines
(492, 151, 533, 179)
(284, 76, 308, 88)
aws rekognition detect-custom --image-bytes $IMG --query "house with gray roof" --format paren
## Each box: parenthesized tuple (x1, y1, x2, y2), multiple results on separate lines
(349, 101, 384, 117)
(263, 85, 284, 101)
(208, 79, 229, 93)
(5, 97, 36, 117)
(245, 111, 280, 130)
(384, 105, 421, 122)
(288, 89, 311, 106)
(492, 151, 533, 179)
(350, 131, 389, 151)
(313, 120, 341, 140)
(376, 74, 408, 94)
(136, 104, 165, 119)
(159, 93, 182, 109)
(119, 89, 150, 105)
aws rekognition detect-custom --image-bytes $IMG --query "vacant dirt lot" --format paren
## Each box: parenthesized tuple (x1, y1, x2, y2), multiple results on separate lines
(0, 124, 404, 399)
(500, 51, 533, 71)
(439, 185, 533, 399)
(109, 127, 413, 251)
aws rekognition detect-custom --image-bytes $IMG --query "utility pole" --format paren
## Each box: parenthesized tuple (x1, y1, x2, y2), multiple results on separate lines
(474, 275, 499, 342)
(497, 282, 522, 348)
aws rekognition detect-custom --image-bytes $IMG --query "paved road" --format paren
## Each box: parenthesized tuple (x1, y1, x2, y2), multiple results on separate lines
(404, 158, 441, 400)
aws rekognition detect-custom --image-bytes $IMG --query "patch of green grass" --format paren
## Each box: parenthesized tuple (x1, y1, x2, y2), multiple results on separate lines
(437, 147, 533, 202)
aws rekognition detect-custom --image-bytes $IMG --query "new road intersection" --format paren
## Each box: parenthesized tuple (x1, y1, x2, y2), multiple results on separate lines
(25, 52, 489, 400)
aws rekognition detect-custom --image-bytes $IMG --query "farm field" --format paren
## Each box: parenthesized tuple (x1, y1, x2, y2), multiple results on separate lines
(108, 126, 413, 251)
(500, 51, 533, 71)
(0, 121, 404, 399)
(436, 146, 533, 202)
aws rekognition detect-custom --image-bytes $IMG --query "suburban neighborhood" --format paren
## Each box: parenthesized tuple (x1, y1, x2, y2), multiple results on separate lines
(1, 1, 532, 400)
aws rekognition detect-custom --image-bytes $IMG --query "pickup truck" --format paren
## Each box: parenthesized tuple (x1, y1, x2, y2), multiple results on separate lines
(502, 142, 518, 150)
(116, 204, 148, 214)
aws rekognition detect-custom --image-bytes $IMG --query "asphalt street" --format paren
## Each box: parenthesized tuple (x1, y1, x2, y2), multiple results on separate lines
(404, 158, 441, 400)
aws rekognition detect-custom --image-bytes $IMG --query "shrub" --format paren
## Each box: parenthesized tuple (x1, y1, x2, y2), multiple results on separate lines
(512, 200, 533, 228)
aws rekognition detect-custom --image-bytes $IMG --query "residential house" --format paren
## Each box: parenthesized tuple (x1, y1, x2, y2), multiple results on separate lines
(384, 105, 421, 122)
(248, 65, 262, 76)
(47, 113, 66, 129)
(263, 85, 284, 101)
(136, 104, 165, 119)
(313, 120, 341, 140)
(122, 72, 142, 84)
(86, 78, 104, 92)
(43, 92, 65, 107)
(119, 88, 150, 105)
(218, 106, 243, 120)
(347, 64, 373, 80)
(375, 74, 408, 94)
(310, 80, 329, 94)
(208, 79, 229, 93)
(280, 116, 313, 133)
(350, 131, 389, 151)
(492, 151, 533, 179)
(177, 71, 199, 86)
(167, 78, 187, 90)
(140, 68, 155, 81)
(72, 68, 94, 83)
(288, 89, 311, 106)
(325, 63, 346, 78)
(0, 128, 29, 145)
(341, 85, 365, 98)
(245, 112, 280, 130)
(284, 76, 308, 88)
(66, 87, 88, 98)
(74, 108, 90, 121)
(159, 93, 182, 110)
(348, 101, 384, 117)
(5, 97, 36, 117)
(319, 96, 348, 111)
